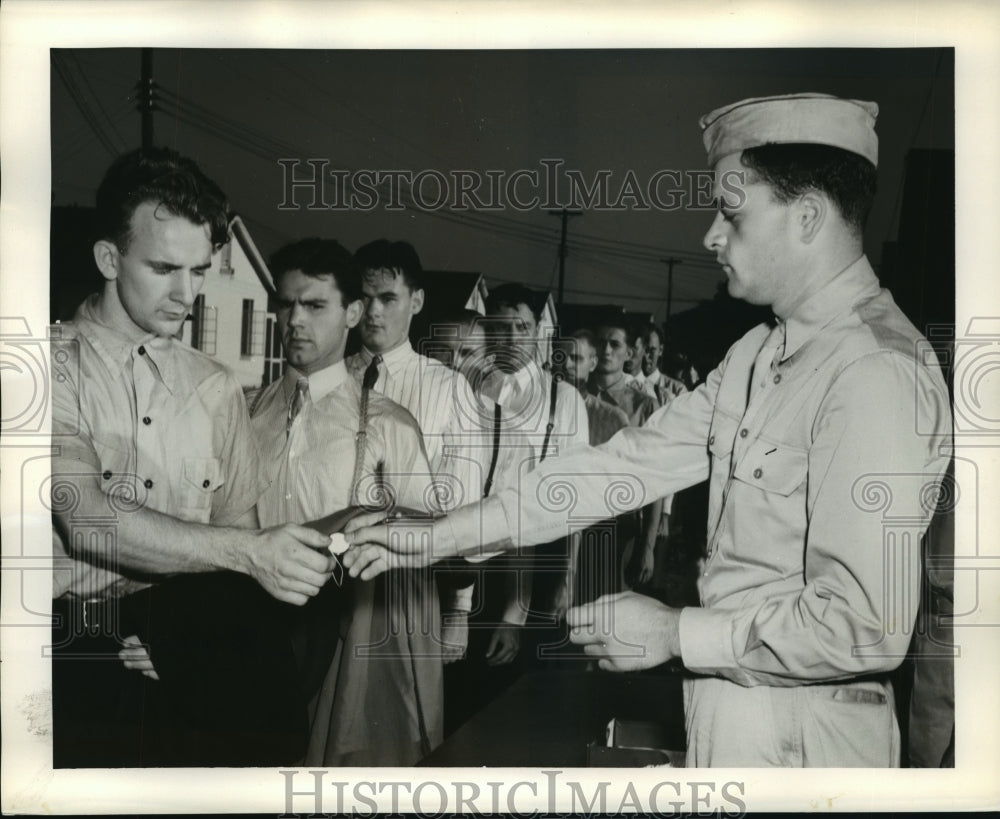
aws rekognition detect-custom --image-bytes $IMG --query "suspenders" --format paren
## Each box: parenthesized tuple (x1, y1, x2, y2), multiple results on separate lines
(482, 402, 503, 499)
(349, 377, 374, 506)
(485, 373, 558, 499)
(539, 374, 559, 463)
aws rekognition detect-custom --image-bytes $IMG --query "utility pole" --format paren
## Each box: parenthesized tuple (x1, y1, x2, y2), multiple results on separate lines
(660, 257, 682, 335)
(548, 208, 581, 309)
(138, 48, 155, 152)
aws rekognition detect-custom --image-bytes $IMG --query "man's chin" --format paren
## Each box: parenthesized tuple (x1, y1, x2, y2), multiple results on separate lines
(155, 319, 186, 339)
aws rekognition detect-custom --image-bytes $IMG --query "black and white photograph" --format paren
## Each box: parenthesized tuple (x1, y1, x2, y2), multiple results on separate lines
(2, 1, 998, 814)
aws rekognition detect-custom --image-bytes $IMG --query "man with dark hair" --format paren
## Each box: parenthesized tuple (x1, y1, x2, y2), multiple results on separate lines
(481, 283, 589, 631)
(346, 93, 952, 768)
(354, 237, 425, 292)
(556, 329, 631, 447)
(94, 147, 231, 254)
(249, 237, 440, 766)
(346, 238, 480, 739)
(51, 148, 335, 767)
(429, 308, 537, 732)
(634, 322, 687, 407)
(586, 313, 662, 589)
(589, 314, 658, 426)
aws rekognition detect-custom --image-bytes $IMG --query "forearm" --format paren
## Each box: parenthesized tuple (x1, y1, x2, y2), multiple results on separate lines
(445, 583, 474, 614)
(640, 497, 664, 551)
(500, 562, 533, 626)
(53, 479, 259, 579)
(678, 564, 921, 687)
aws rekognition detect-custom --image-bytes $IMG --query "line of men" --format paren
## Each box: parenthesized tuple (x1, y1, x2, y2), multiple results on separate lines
(51, 89, 953, 771)
(342, 92, 954, 768)
(54, 146, 660, 767)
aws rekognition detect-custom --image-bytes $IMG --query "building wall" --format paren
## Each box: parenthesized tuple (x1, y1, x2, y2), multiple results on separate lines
(181, 240, 273, 389)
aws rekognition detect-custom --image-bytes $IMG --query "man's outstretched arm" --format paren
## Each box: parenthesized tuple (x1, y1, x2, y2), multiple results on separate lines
(344, 360, 726, 579)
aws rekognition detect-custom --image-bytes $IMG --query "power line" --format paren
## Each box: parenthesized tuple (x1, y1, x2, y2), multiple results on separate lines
(203, 53, 722, 267)
(65, 51, 128, 151)
(51, 53, 122, 157)
(155, 84, 721, 304)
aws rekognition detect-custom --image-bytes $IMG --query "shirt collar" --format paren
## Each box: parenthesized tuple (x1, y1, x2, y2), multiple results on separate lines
(283, 360, 349, 403)
(74, 294, 182, 392)
(781, 255, 881, 361)
(359, 339, 415, 374)
(512, 360, 544, 391)
(592, 372, 628, 394)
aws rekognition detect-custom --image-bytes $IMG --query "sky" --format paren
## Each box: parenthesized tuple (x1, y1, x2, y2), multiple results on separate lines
(50, 47, 954, 322)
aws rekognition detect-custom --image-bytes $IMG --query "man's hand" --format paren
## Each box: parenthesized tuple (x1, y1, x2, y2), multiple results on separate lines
(118, 634, 159, 680)
(485, 623, 521, 666)
(624, 540, 655, 588)
(343, 513, 456, 581)
(440, 611, 469, 665)
(241, 523, 337, 606)
(566, 591, 682, 672)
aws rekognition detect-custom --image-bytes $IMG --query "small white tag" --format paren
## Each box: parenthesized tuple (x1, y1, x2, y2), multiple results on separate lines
(328, 532, 350, 555)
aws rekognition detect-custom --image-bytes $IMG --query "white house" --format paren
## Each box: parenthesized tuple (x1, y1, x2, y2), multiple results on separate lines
(180, 217, 282, 389)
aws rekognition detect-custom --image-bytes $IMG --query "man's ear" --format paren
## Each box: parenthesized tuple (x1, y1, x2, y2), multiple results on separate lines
(93, 240, 120, 282)
(796, 191, 827, 244)
(346, 299, 364, 329)
(410, 288, 425, 316)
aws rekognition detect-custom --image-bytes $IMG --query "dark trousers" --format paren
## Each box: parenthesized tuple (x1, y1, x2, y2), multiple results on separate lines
(52, 572, 308, 768)
(442, 558, 527, 735)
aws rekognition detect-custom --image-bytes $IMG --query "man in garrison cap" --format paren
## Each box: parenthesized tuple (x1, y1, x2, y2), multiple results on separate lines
(344, 93, 953, 767)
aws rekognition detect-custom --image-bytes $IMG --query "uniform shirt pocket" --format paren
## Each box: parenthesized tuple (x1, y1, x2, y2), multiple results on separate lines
(732, 437, 808, 497)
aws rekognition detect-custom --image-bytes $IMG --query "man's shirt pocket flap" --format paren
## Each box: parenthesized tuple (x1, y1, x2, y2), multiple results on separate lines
(733, 439, 808, 497)
(183, 457, 223, 492)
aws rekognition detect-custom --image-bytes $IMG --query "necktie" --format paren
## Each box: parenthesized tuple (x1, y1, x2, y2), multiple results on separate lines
(286, 376, 309, 434)
(363, 354, 382, 390)
(751, 321, 786, 397)
(351, 355, 383, 506)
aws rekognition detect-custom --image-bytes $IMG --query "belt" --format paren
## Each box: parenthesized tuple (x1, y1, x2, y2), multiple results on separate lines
(808, 675, 892, 706)
(53, 594, 139, 640)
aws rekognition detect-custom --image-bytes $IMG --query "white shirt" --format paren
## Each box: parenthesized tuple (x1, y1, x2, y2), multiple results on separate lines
(251, 360, 436, 526)
(482, 361, 590, 461)
(347, 342, 480, 609)
(452, 374, 539, 624)
(635, 369, 689, 407)
(347, 341, 481, 509)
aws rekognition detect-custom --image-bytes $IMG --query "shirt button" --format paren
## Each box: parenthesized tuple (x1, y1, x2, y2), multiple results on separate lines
(708, 434, 715, 445)
(142, 416, 152, 425)
(137, 345, 146, 356)
(773, 374, 782, 384)
(144, 478, 154, 489)
(202, 479, 210, 488)
(102, 470, 112, 480)
(753, 468, 763, 479)
(739, 428, 748, 438)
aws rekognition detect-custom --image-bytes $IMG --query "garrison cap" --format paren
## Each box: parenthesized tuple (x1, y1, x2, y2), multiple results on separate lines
(700, 92, 879, 167)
